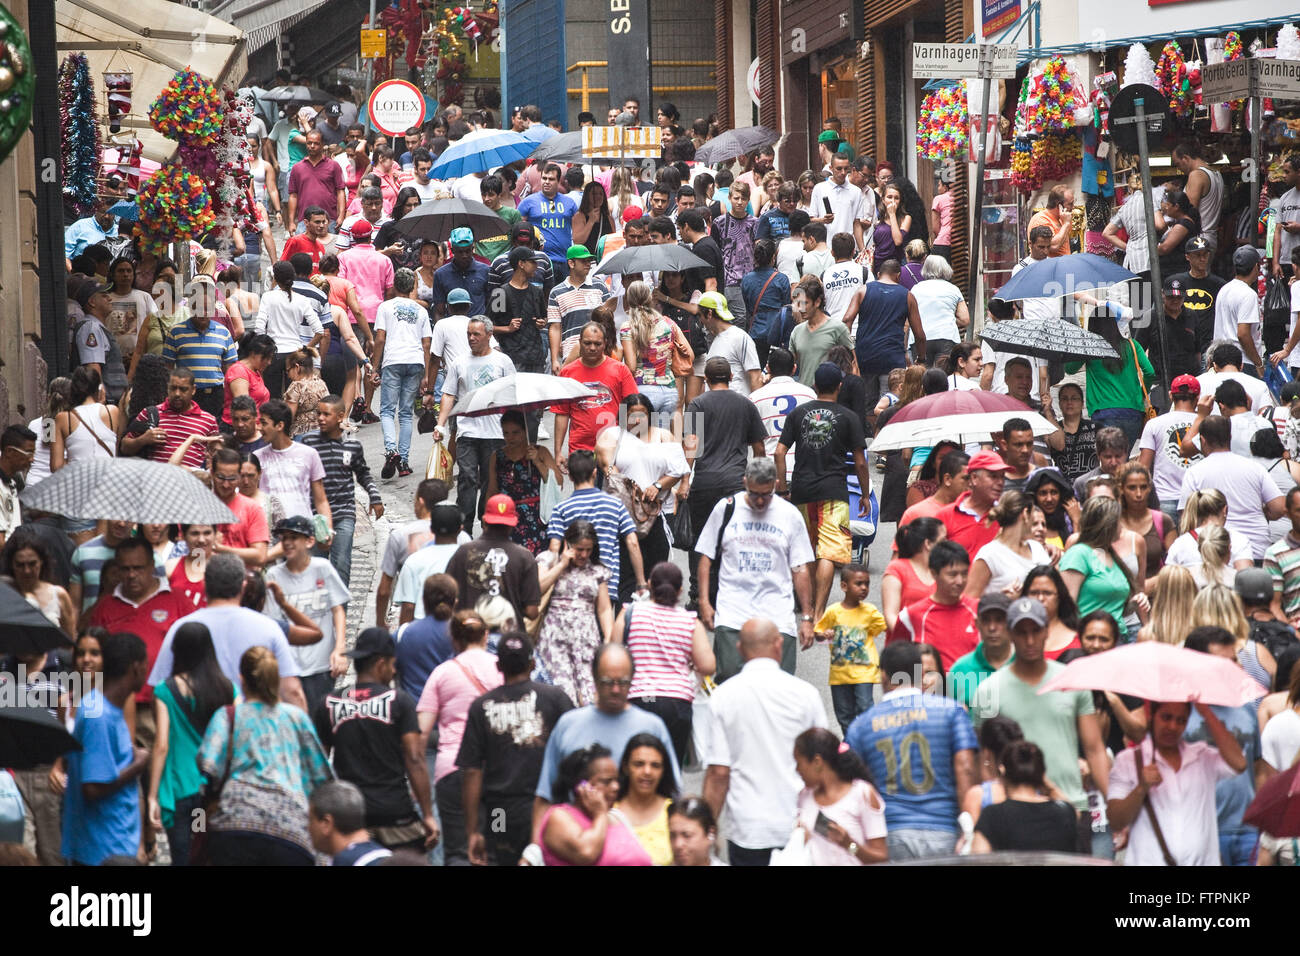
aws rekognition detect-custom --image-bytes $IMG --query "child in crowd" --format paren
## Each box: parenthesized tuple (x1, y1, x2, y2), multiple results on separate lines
(815, 564, 886, 735)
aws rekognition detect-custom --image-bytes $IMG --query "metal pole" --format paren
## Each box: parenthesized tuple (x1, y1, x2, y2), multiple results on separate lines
(364, 0, 377, 138)
(965, 44, 995, 337)
(1250, 83, 1262, 244)
(1134, 97, 1171, 399)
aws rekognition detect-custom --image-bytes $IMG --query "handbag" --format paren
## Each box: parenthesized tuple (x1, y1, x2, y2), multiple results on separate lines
(192, 703, 237, 865)
(1128, 339, 1157, 421)
(769, 826, 813, 866)
(670, 324, 695, 378)
(605, 471, 663, 535)
(1134, 744, 1178, 867)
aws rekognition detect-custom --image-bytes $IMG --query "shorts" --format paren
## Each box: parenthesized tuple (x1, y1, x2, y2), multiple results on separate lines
(797, 499, 852, 565)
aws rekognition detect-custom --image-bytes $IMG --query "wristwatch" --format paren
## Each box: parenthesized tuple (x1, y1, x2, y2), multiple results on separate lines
(847, 841, 859, 858)
(799, 614, 814, 623)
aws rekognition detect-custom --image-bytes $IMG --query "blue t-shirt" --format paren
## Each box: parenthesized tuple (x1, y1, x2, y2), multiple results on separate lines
(518, 192, 578, 263)
(1184, 703, 1260, 836)
(62, 690, 140, 865)
(395, 616, 455, 701)
(546, 488, 636, 594)
(846, 688, 978, 834)
(740, 267, 791, 340)
(854, 281, 912, 375)
(535, 705, 679, 800)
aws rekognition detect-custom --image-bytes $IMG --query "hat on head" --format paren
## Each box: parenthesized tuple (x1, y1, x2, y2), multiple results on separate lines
(345, 626, 396, 660)
(482, 494, 518, 526)
(566, 244, 594, 261)
(430, 502, 463, 535)
(1006, 597, 1048, 630)
(348, 218, 372, 239)
(967, 450, 1012, 474)
(1233, 245, 1261, 271)
(273, 515, 315, 539)
(621, 205, 644, 224)
(297, 105, 318, 124)
(1171, 373, 1200, 396)
(1235, 567, 1274, 605)
(696, 291, 734, 322)
(325, 102, 342, 117)
(1186, 235, 1210, 253)
(978, 592, 1011, 617)
(509, 245, 534, 268)
(512, 223, 535, 243)
(74, 279, 111, 311)
(497, 632, 534, 673)
(446, 287, 472, 306)
(1162, 275, 1184, 296)
(817, 130, 841, 144)
(449, 226, 475, 247)
(813, 362, 843, 392)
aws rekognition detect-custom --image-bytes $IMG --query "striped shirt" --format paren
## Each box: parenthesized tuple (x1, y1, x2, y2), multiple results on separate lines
(626, 602, 698, 701)
(546, 488, 636, 594)
(1265, 532, 1300, 618)
(161, 319, 237, 388)
(299, 431, 381, 521)
(137, 401, 218, 468)
(547, 279, 610, 358)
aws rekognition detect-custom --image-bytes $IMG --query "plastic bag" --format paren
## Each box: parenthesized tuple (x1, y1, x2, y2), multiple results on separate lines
(426, 439, 454, 483)
(1263, 278, 1292, 355)
(1266, 360, 1294, 404)
(768, 827, 813, 866)
(539, 471, 561, 524)
(670, 502, 696, 552)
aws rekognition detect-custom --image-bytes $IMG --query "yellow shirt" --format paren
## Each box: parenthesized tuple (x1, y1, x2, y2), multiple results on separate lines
(616, 798, 673, 866)
(816, 601, 886, 686)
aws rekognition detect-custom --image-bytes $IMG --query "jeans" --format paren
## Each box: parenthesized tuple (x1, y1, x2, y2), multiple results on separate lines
(299, 672, 335, 717)
(380, 363, 424, 460)
(234, 253, 264, 289)
(266, 353, 290, 399)
(727, 841, 777, 866)
(724, 284, 747, 329)
(165, 793, 203, 866)
(425, 752, 444, 866)
(1090, 825, 1116, 861)
(455, 437, 504, 535)
(630, 695, 693, 770)
(315, 514, 355, 586)
(1091, 406, 1145, 450)
(1219, 829, 1257, 866)
(276, 171, 289, 211)
(435, 769, 476, 866)
(209, 830, 315, 865)
(886, 827, 956, 861)
(830, 683, 875, 737)
(638, 383, 678, 428)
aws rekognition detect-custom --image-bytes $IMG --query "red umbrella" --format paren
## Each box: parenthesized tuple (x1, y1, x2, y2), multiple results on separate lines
(888, 390, 1031, 423)
(1037, 642, 1269, 708)
(1243, 763, 1300, 838)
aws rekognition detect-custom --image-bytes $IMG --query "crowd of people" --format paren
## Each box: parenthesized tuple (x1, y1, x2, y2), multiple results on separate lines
(6, 85, 1297, 867)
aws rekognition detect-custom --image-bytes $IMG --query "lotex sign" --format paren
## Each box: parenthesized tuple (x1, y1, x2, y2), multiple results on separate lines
(367, 79, 426, 137)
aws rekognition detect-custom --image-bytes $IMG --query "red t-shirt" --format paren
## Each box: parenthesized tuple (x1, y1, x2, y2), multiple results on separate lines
(222, 361, 271, 424)
(169, 560, 207, 611)
(88, 585, 190, 702)
(554, 357, 638, 451)
(219, 492, 270, 551)
(280, 234, 327, 272)
(936, 492, 999, 559)
(888, 594, 979, 671)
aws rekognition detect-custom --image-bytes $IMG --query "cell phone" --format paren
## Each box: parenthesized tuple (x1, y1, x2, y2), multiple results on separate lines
(822, 196, 832, 216)
(813, 811, 832, 837)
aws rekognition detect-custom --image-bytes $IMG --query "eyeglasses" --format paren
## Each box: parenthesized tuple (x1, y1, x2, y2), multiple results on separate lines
(214, 474, 240, 483)
(596, 677, 632, 688)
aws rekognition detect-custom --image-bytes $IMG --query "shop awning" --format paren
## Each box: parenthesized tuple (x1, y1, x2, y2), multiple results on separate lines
(55, 0, 247, 162)
(207, 0, 331, 55)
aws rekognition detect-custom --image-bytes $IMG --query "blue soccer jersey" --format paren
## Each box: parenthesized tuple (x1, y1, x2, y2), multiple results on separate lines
(846, 687, 978, 834)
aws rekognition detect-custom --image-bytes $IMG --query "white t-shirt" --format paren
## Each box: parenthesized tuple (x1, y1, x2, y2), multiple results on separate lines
(392, 542, 462, 617)
(264, 556, 350, 677)
(1195, 369, 1273, 412)
(1213, 278, 1262, 364)
(411, 179, 445, 202)
(1277, 186, 1300, 268)
(947, 373, 981, 391)
(374, 296, 432, 367)
(800, 249, 834, 280)
(1011, 255, 1058, 323)
(107, 289, 157, 334)
(1229, 411, 1271, 458)
(443, 350, 516, 440)
(809, 179, 868, 245)
(750, 376, 817, 480)
(911, 278, 964, 343)
(1178, 452, 1283, 560)
(821, 260, 869, 327)
(777, 237, 804, 285)
(974, 538, 1050, 595)
(1164, 526, 1253, 570)
(1261, 708, 1300, 772)
(694, 495, 815, 635)
(983, 337, 1046, 395)
(255, 288, 323, 354)
(1288, 285, 1300, 368)
(706, 324, 761, 395)
(430, 315, 474, 371)
(609, 428, 690, 516)
(256, 441, 326, 521)
(1138, 409, 1199, 502)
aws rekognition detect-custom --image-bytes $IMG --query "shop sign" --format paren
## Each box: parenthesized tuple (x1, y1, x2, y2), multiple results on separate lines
(1202, 59, 1300, 102)
(367, 80, 425, 137)
(360, 29, 386, 59)
(607, 0, 651, 111)
(982, 0, 1020, 37)
(912, 43, 1017, 80)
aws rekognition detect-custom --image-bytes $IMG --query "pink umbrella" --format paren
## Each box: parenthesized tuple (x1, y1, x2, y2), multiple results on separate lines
(1037, 642, 1269, 708)
(888, 389, 1030, 423)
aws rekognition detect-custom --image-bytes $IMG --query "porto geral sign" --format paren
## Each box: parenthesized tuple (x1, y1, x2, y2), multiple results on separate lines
(368, 79, 426, 137)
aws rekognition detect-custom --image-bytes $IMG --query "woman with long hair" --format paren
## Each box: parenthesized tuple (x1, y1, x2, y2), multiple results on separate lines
(904, 440, 960, 510)
(891, 173, 930, 245)
(795, 170, 818, 215)
(1137, 565, 1199, 644)
(222, 333, 275, 430)
(535, 520, 613, 706)
(1189, 524, 1234, 589)
(945, 341, 982, 391)
(0, 531, 75, 636)
(283, 347, 329, 436)
(106, 256, 157, 360)
(872, 183, 911, 268)
(607, 166, 644, 223)
(1046, 382, 1098, 486)
(613, 733, 679, 866)
(739, 236, 790, 370)
(1021, 565, 1082, 659)
(1070, 609, 1147, 759)
(1153, 188, 1200, 277)
(1192, 585, 1275, 689)
(1025, 468, 1078, 550)
(882, 517, 945, 631)
(874, 363, 926, 522)
(793, 727, 887, 865)
(970, 741, 1078, 854)
(218, 264, 259, 337)
(965, 491, 1051, 600)
(1114, 461, 1175, 591)
(539, 744, 652, 866)
(149, 622, 236, 865)
(1064, 313, 1156, 449)
(1164, 488, 1255, 574)
(959, 716, 1025, 838)
(413, 241, 443, 309)
(255, 259, 319, 398)
(572, 181, 614, 254)
(197, 646, 332, 865)
(619, 280, 679, 425)
(1060, 496, 1147, 633)
(51, 366, 123, 474)
(486, 409, 556, 555)
(25, 376, 72, 489)
(375, 187, 425, 270)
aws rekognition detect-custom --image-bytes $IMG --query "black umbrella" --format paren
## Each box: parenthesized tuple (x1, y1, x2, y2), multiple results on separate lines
(694, 125, 780, 165)
(0, 706, 81, 769)
(392, 197, 514, 243)
(260, 85, 332, 103)
(594, 243, 710, 276)
(0, 581, 72, 655)
(528, 130, 659, 166)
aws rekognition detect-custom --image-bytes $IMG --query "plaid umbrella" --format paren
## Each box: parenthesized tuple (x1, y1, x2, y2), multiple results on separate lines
(0, 581, 73, 655)
(980, 316, 1120, 361)
(392, 198, 511, 243)
(19, 458, 235, 525)
(0, 706, 81, 769)
(693, 125, 780, 165)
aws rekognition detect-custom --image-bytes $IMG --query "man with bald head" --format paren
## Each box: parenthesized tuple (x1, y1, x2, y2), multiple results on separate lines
(702, 618, 828, 865)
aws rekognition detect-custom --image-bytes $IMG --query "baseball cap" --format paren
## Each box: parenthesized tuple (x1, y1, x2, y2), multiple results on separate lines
(74, 280, 111, 310)
(273, 515, 315, 539)
(348, 218, 372, 239)
(509, 245, 534, 268)
(967, 450, 1012, 474)
(817, 130, 841, 144)
(325, 102, 342, 118)
(430, 502, 463, 535)
(1235, 567, 1274, 605)
(566, 244, 595, 261)
(449, 226, 474, 247)
(977, 592, 1011, 617)
(621, 205, 643, 224)
(813, 362, 843, 392)
(1171, 373, 1200, 396)
(512, 223, 535, 243)
(1162, 275, 1184, 296)
(1006, 597, 1048, 630)
(482, 494, 518, 527)
(446, 288, 472, 306)
(697, 291, 735, 322)
(345, 626, 396, 659)
(497, 632, 534, 673)
(1186, 235, 1210, 253)
(1233, 245, 1261, 271)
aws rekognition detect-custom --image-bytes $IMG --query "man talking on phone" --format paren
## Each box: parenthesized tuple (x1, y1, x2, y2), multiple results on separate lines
(120, 367, 220, 469)
(810, 154, 871, 255)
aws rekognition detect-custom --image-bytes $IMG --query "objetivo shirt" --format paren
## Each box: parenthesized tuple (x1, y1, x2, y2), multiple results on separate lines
(518, 191, 578, 263)
(374, 296, 432, 367)
(846, 686, 977, 834)
(778, 399, 866, 504)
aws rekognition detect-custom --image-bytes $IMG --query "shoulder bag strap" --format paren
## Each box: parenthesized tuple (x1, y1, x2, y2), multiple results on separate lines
(73, 406, 117, 457)
(1135, 744, 1178, 867)
(754, 269, 779, 310)
(453, 656, 489, 696)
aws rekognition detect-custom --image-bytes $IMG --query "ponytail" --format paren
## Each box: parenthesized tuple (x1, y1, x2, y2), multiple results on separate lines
(794, 728, 874, 786)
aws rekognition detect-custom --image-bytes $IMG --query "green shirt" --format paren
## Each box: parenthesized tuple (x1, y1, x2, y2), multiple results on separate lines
(1058, 543, 1131, 626)
(948, 641, 1013, 709)
(476, 206, 522, 262)
(974, 661, 1096, 810)
(788, 318, 853, 387)
(1064, 338, 1155, 414)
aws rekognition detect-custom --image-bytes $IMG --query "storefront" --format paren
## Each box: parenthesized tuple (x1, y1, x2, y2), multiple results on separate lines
(777, 0, 863, 173)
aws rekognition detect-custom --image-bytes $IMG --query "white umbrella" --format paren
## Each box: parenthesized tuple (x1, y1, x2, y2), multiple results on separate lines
(871, 411, 1058, 452)
(450, 373, 596, 418)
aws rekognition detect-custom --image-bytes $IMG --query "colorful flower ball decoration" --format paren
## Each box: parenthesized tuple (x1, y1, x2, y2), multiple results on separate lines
(916, 82, 968, 161)
(148, 69, 222, 146)
(1156, 41, 1193, 117)
(136, 164, 213, 251)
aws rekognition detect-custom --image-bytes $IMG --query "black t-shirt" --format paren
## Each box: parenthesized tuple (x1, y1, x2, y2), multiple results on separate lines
(690, 235, 726, 291)
(683, 389, 768, 493)
(974, 799, 1079, 853)
(488, 282, 548, 366)
(314, 682, 421, 827)
(446, 536, 543, 626)
(778, 400, 866, 504)
(455, 680, 574, 799)
(1172, 271, 1227, 356)
(1051, 419, 1098, 485)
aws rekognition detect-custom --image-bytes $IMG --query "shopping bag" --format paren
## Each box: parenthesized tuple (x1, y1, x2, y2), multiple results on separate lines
(1266, 360, 1294, 404)
(768, 827, 813, 866)
(426, 439, 454, 482)
(539, 471, 561, 524)
(1263, 278, 1292, 356)
(670, 502, 696, 552)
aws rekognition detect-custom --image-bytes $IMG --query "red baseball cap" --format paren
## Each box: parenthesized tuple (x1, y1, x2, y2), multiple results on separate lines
(967, 450, 1013, 473)
(621, 205, 643, 224)
(1171, 374, 1200, 396)
(482, 494, 518, 527)
(349, 218, 372, 238)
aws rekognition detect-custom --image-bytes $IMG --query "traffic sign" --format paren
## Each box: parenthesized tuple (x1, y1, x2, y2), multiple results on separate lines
(367, 79, 425, 137)
(360, 29, 387, 59)
(1200, 59, 1251, 103)
(912, 42, 1017, 80)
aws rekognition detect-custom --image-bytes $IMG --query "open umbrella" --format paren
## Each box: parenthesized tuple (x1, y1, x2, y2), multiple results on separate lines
(1243, 763, 1300, 838)
(870, 390, 1051, 451)
(980, 316, 1120, 361)
(528, 130, 584, 164)
(260, 85, 332, 103)
(430, 129, 537, 178)
(594, 243, 710, 276)
(693, 125, 780, 165)
(1037, 642, 1269, 708)
(994, 253, 1136, 302)
(451, 373, 596, 418)
(107, 200, 138, 222)
(0, 581, 73, 655)
(19, 458, 236, 526)
(392, 197, 511, 243)
(0, 706, 81, 769)
(522, 124, 558, 143)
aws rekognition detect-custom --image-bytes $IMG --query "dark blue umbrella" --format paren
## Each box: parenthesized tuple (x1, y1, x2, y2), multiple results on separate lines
(994, 253, 1136, 302)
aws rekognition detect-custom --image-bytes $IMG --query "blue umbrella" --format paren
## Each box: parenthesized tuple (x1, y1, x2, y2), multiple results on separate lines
(994, 253, 1136, 302)
(430, 129, 537, 178)
(522, 124, 558, 143)
(108, 199, 138, 221)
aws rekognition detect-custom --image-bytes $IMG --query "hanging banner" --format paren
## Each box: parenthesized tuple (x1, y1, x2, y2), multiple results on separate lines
(607, 0, 650, 119)
(582, 124, 662, 159)
(982, 0, 1021, 37)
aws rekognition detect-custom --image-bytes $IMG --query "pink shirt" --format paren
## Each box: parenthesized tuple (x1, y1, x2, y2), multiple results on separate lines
(339, 244, 395, 322)
(416, 648, 503, 781)
(796, 781, 887, 866)
(932, 190, 954, 246)
(539, 805, 654, 867)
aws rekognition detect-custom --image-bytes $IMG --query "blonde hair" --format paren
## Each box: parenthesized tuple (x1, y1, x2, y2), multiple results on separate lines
(1190, 585, 1248, 645)
(1146, 565, 1197, 644)
(1196, 525, 1232, 588)
(905, 239, 929, 263)
(609, 166, 637, 212)
(239, 646, 280, 704)
(623, 280, 662, 355)
(195, 248, 219, 277)
(1180, 489, 1227, 535)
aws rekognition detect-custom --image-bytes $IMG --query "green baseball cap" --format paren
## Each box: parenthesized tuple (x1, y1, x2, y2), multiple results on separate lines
(817, 130, 841, 144)
(566, 244, 595, 261)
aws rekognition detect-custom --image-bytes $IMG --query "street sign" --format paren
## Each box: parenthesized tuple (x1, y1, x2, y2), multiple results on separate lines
(1254, 59, 1300, 100)
(912, 42, 1017, 80)
(367, 79, 425, 137)
(1108, 83, 1170, 154)
(1202, 58, 1300, 102)
(1200, 59, 1251, 102)
(360, 29, 386, 59)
